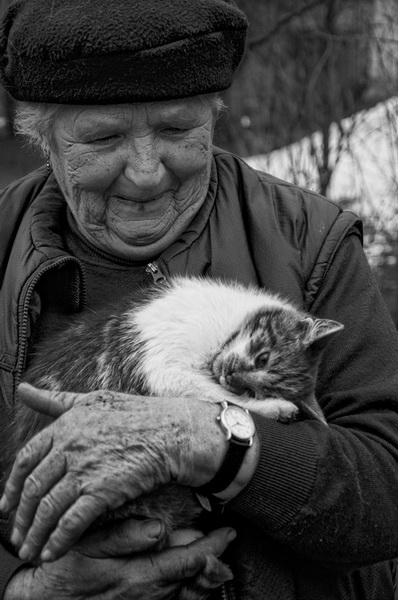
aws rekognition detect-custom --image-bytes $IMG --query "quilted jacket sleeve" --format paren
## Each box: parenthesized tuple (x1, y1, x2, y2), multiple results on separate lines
(230, 232, 398, 570)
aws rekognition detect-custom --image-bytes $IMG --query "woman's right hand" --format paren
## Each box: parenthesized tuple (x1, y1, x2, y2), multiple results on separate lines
(4, 520, 236, 600)
(1, 384, 226, 563)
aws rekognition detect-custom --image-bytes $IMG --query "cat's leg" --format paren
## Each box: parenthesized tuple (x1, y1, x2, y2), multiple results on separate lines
(147, 364, 299, 420)
(230, 397, 299, 422)
(148, 368, 241, 404)
(154, 369, 300, 423)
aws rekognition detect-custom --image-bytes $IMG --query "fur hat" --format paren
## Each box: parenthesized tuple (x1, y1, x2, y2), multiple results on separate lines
(0, 0, 248, 104)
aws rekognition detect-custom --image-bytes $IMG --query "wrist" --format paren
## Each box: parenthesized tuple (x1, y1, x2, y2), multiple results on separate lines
(212, 431, 260, 501)
(180, 400, 232, 487)
(192, 400, 259, 500)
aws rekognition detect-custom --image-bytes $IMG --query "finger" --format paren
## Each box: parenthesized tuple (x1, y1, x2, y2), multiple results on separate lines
(39, 493, 114, 562)
(11, 444, 68, 547)
(0, 429, 54, 514)
(11, 455, 67, 550)
(17, 472, 83, 562)
(192, 554, 233, 588)
(18, 383, 84, 417)
(156, 528, 236, 584)
(178, 558, 233, 600)
(79, 518, 167, 558)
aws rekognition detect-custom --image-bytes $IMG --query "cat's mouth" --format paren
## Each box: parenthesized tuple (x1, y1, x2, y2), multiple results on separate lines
(219, 374, 256, 398)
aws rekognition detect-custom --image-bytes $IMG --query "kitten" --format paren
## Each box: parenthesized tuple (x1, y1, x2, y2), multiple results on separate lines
(13, 276, 343, 599)
(23, 276, 342, 421)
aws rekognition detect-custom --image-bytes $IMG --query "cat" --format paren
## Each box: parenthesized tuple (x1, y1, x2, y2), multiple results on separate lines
(12, 276, 344, 599)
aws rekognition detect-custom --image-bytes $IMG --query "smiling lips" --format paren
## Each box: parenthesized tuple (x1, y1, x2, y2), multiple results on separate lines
(110, 193, 173, 218)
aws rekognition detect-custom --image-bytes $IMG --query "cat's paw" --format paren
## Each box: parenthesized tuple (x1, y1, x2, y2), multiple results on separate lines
(240, 398, 299, 422)
(275, 400, 300, 423)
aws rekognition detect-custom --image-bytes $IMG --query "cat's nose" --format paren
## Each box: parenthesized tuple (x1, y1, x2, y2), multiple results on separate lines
(223, 353, 242, 375)
(218, 371, 243, 394)
(219, 373, 236, 388)
(224, 372, 246, 395)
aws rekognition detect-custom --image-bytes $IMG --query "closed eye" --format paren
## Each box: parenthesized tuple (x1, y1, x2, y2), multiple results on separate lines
(161, 127, 188, 136)
(86, 134, 121, 145)
(255, 351, 270, 369)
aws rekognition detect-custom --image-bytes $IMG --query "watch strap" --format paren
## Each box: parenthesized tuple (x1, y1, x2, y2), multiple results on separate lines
(197, 438, 249, 496)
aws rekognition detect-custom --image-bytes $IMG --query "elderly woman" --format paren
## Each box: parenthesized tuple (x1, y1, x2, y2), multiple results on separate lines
(0, 1, 398, 599)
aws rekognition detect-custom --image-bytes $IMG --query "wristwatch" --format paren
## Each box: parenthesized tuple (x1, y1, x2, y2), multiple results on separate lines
(198, 401, 256, 496)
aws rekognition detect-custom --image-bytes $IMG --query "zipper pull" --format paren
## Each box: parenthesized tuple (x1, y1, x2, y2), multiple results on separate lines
(146, 261, 168, 286)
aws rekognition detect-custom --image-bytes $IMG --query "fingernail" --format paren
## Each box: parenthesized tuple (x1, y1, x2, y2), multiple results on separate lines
(0, 496, 7, 512)
(146, 520, 163, 539)
(11, 529, 21, 548)
(40, 548, 52, 562)
(18, 544, 30, 561)
(227, 529, 237, 543)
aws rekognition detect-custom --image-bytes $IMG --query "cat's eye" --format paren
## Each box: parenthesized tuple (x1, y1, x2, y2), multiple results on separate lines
(255, 351, 270, 368)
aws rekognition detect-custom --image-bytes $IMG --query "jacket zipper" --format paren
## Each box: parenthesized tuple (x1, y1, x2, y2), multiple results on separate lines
(16, 258, 162, 385)
(15, 256, 84, 388)
(146, 261, 168, 285)
(221, 583, 228, 600)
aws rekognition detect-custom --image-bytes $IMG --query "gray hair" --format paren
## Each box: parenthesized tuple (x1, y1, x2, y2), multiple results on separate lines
(13, 94, 226, 155)
(13, 102, 64, 154)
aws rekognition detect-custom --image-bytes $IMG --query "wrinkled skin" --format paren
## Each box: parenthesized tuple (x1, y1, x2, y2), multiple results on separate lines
(49, 96, 215, 261)
(1, 386, 228, 563)
(4, 516, 235, 600)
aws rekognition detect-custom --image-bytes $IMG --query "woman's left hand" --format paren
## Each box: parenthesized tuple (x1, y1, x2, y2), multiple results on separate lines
(0, 383, 224, 565)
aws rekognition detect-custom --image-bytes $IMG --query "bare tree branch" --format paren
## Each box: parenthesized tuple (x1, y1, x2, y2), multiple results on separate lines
(248, 0, 326, 51)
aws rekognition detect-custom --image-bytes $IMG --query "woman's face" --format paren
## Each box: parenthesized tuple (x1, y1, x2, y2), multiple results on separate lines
(50, 97, 215, 261)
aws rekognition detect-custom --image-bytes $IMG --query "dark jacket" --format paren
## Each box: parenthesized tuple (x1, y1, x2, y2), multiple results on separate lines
(1, 148, 398, 599)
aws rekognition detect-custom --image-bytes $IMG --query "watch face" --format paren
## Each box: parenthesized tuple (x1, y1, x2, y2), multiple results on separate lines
(222, 405, 255, 441)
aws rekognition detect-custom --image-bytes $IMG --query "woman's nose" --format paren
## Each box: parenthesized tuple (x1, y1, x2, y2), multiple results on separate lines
(123, 138, 166, 189)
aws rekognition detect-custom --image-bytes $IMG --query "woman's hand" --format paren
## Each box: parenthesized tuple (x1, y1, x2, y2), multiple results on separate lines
(0, 383, 225, 563)
(4, 517, 236, 600)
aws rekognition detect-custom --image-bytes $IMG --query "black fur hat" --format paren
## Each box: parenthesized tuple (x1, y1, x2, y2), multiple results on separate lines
(0, 0, 248, 104)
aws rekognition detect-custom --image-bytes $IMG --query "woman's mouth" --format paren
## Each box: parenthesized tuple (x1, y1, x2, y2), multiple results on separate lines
(109, 193, 172, 219)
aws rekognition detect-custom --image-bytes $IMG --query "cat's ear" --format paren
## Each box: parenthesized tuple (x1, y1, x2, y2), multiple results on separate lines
(302, 317, 344, 351)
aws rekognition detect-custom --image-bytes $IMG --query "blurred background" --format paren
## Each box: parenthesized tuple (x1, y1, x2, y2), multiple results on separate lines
(1, 0, 397, 325)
